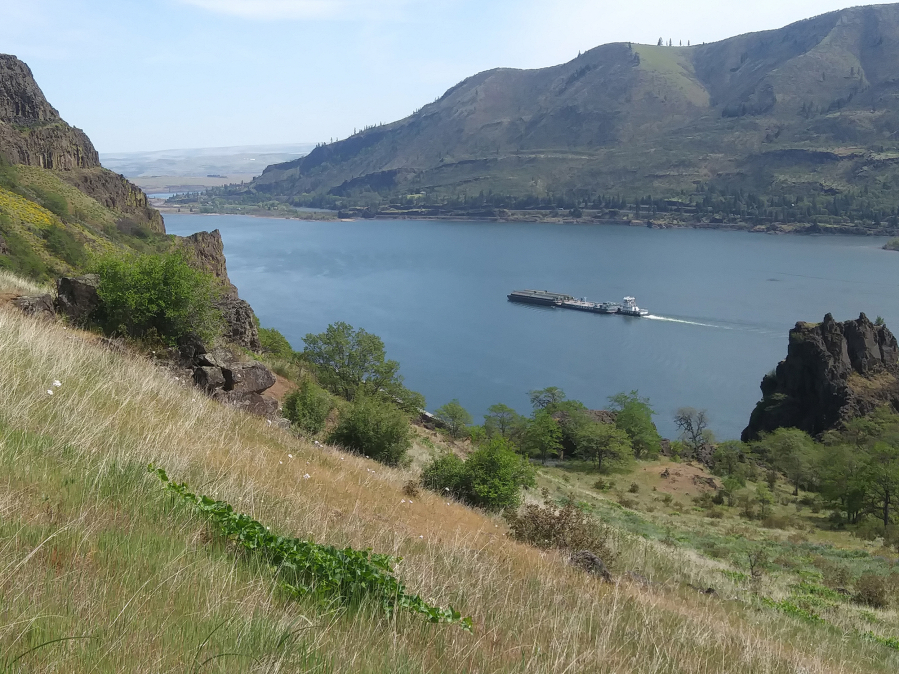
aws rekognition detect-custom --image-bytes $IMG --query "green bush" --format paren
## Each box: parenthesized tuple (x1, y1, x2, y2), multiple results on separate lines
(504, 501, 615, 562)
(90, 250, 223, 345)
(259, 326, 294, 359)
(327, 396, 412, 466)
(282, 378, 333, 435)
(421, 437, 536, 511)
(465, 437, 536, 510)
(421, 453, 468, 498)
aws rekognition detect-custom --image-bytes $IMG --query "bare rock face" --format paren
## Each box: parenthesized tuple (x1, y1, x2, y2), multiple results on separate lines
(59, 169, 165, 234)
(225, 362, 276, 394)
(217, 295, 262, 352)
(743, 313, 899, 441)
(0, 54, 99, 170)
(179, 230, 237, 296)
(12, 294, 54, 319)
(55, 274, 100, 325)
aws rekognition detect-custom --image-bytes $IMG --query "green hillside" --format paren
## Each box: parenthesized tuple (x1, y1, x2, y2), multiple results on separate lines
(207, 3, 899, 232)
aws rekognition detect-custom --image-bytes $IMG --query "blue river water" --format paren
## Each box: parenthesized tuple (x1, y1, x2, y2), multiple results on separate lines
(165, 214, 899, 439)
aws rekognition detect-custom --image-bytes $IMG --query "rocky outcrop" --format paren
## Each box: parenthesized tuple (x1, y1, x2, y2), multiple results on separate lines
(742, 313, 899, 441)
(12, 294, 54, 319)
(54, 274, 100, 325)
(59, 169, 164, 234)
(0, 55, 99, 170)
(189, 347, 278, 417)
(178, 230, 261, 352)
(179, 230, 237, 295)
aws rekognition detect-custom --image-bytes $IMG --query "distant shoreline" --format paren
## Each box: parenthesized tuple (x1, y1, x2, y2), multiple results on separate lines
(157, 207, 899, 239)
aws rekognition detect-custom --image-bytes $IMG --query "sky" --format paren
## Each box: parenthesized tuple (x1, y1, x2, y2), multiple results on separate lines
(0, 0, 875, 152)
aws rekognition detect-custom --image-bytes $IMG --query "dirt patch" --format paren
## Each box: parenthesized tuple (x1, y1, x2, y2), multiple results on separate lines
(262, 374, 296, 404)
(643, 462, 718, 495)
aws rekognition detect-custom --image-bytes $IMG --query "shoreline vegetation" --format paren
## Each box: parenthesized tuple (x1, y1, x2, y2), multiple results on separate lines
(157, 201, 899, 237)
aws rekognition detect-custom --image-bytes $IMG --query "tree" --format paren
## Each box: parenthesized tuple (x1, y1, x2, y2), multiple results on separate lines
(674, 407, 710, 453)
(657, 37, 664, 46)
(864, 439, 899, 526)
(302, 322, 424, 409)
(435, 399, 472, 439)
(529, 386, 567, 411)
(574, 420, 632, 471)
(282, 378, 333, 435)
(608, 390, 661, 459)
(526, 410, 563, 464)
(754, 428, 815, 495)
(484, 403, 522, 439)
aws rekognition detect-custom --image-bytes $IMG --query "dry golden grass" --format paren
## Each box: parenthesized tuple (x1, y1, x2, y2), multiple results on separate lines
(0, 302, 897, 672)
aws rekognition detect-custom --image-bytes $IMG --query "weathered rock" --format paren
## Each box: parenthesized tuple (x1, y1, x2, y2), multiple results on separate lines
(178, 230, 237, 296)
(0, 55, 100, 170)
(224, 362, 276, 394)
(213, 390, 279, 417)
(743, 313, 899, 441)
(60, 169, 164, 234)
(217, 295, 261, 352)
(569, 550, 612, 582)
(12, 294, 54, 319)
(194, 366, 226, 391)
(54, 274, 99, 325)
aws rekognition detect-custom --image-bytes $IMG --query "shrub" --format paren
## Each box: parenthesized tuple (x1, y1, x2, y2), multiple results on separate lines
(259, 326, 294, 359)
(90, 250, 223, 345)
(465, 437, 536, 510)
(811, 556, 852, 589)
(855, 573, 890, 609)
(282, 378, 333, 434)
(421, 437, 535, 511)
(421, 453, 467, 498)
(504, 501, 615, 563)
(628, 482, 639, 494)
(327, 396, 411, 466)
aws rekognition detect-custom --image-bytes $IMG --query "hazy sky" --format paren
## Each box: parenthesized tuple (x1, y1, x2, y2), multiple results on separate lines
(0, 0, 872, 152)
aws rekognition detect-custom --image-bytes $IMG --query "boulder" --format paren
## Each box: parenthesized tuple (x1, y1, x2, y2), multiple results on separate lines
(216, 295, 261, 352)
(224, 362, 276, 394)
(743, 313, 899, 440)
(569, 550, 612, 582)
(213, 390, 279, 417)
(55, 274, 99, 325)
(12, 294, 54, 319)
(194, 366, 226, 391)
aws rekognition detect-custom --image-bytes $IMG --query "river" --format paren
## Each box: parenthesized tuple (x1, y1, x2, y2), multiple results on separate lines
(165, 214, 899, 439)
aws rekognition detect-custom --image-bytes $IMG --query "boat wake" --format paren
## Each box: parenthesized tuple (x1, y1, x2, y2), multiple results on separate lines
(644, 315, 732, 329)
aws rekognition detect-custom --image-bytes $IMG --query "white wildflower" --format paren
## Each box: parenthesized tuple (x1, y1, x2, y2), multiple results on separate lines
(52, 380, 61, 388)
(288, 454, 293, 459)
(401, 499, 406, 504)
(46, 389, 53, 396)
(408, 500, 413, 504)
(279, 461, 283, 465)
(303, 473, 311, 480)
(419, 535, 424, 539)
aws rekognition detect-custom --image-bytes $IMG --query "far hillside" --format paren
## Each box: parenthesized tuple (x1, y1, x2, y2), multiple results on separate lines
(200, 3, 899, 234)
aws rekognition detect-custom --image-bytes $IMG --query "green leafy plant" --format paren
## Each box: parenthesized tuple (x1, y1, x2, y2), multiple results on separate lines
(327, 395, 412, 466)
(149, 465, 472, 632)
(259, 326, 295, 359)
(282, 378, 333, 435)
(90, 250, 223, 345)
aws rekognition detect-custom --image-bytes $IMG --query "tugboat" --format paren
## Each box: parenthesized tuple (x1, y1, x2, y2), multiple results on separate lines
(618, 296, 649, 317)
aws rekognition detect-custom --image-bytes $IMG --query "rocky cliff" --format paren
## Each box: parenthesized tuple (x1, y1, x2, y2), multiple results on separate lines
(0, 55, 99, 170)
(742, 313, 899, 441)
(0, 53, 163, 234)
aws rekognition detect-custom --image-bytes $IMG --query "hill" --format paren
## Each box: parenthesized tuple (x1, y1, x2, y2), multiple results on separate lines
(226, 3, 899, 232)
(0, 54, 166, 280)
(3, 269, 899, 672)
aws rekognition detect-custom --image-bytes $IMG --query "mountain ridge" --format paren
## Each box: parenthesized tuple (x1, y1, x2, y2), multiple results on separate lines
(234, 3, 899, 232)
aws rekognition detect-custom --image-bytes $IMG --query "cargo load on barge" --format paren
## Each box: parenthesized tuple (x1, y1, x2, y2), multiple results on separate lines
(508, 290, 649, 317)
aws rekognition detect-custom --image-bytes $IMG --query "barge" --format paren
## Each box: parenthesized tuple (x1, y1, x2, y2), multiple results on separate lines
(508, 290, 649, 317)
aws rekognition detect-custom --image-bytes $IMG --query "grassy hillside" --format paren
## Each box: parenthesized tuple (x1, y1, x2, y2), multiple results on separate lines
(0, 160, 169, 281)
(1, 274, 898, 672)
(197, 3, 899, 232)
